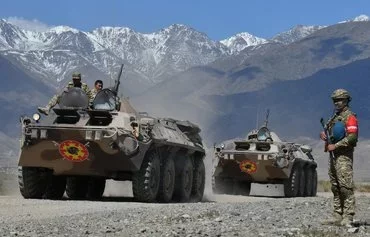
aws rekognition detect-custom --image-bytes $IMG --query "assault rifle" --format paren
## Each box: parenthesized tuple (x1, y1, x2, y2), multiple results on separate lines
(320, 117, 335, 159)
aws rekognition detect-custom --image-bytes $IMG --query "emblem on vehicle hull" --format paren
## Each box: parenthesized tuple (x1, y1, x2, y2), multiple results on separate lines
(239, 160, 257, 174)
(58, 140, 89, 162)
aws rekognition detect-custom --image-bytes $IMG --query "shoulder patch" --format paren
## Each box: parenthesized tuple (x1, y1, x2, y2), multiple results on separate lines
(346, 115, 358, 133)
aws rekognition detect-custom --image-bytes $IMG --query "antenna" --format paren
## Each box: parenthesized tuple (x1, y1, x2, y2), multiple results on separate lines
(264, 109, 270, 127)
(256, 106, 260, 129)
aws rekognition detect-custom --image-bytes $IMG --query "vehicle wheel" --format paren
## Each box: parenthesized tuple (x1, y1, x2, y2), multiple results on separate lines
(304, 166, 313, 196)
(298, 165, 306, 197)
(173, 156, 193, 202)
(44, 175, 66, 200)
(311, 168, 318, 197)
(66, 176, 88, 199)
(191, 158, 205, 202)
(18, 166, 48, 199)
(212, 176, 234, 194)
(87, 177, 106, 199)
(132, 151, 161, 202)
(284, 162, 301, 197)
(157, 157, 175, 203)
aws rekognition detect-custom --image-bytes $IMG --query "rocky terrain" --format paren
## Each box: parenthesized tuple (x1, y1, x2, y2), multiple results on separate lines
(1, 166, 369, 237)
(0, 193, 369, 237)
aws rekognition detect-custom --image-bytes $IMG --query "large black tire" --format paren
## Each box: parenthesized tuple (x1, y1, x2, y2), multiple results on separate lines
(44, 175, 66, 200)
(132, 151, 161, 202)
(157, 157, 175, 203)
(212, 176, 234, 194)
(304, 166, 313, 197)
(66, 176, 88, 199)
(18, 167, 48, 199)
(311, 168, 318, 197)
(87, 177, 106, 199)
(284, 163, 301, 197)
(298, 165, 306, 197)
(191, 158, 205, 202)
(173, 156, 193, 202)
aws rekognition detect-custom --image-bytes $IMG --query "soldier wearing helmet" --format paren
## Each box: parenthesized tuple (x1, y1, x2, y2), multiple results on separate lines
(320, 88, 358, 227)
(38, 72, 92, 115)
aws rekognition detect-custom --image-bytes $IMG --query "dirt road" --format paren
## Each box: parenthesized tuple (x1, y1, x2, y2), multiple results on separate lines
(1, 192, 369, 237)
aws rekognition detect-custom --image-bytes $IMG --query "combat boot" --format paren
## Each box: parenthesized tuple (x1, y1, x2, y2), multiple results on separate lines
(37, 106, 50, 115)
(321, 213, 342, 225)
(340, 216, 354, 228)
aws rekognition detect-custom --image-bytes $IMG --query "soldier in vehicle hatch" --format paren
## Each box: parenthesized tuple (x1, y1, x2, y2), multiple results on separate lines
(320, 89, 358, 228)
(38, 72, 92, 115)
(90, 80, 103, 100)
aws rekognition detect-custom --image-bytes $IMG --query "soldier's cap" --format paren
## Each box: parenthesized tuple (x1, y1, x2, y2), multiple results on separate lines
(72, 72, 81, 79)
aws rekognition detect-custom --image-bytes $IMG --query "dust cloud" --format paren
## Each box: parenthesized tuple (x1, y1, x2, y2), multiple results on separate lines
(130, 85, 219, 201)
(103, 181, 133, 197)
(0, 168, 19, 196)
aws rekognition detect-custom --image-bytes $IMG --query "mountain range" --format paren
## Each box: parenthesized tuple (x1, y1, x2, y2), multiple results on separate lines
(132, 18, 370, 140)
(0, 16, 336, 95)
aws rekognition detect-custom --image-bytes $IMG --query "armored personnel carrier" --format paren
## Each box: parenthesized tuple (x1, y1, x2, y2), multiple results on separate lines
(212, 111, 317, 197)
(18, 65, 206, 203)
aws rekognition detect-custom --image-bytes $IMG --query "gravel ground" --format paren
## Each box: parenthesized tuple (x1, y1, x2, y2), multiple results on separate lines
(0, 193, 369, 237)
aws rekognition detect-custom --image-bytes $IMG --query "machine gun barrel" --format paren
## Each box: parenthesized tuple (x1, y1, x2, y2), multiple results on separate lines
(113, 64, 124, 96)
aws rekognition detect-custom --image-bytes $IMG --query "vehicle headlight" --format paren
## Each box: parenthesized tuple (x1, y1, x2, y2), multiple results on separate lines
(32, 113, 41, 122)
(220, 143, 225, 149)
(275, 156, 289, 168)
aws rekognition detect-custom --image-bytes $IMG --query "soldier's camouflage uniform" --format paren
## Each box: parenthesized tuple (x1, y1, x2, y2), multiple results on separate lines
(326, 107, 358, 224)
(90, 88, 99, 101)
(46, 81, 92, 109)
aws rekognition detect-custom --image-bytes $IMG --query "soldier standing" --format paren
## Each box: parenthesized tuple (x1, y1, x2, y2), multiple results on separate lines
(38, 72, 92, 115)
(320, 89, 358, 227)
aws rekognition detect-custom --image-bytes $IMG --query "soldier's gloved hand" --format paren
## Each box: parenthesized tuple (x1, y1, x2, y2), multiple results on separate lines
(320, 131, 327, 141)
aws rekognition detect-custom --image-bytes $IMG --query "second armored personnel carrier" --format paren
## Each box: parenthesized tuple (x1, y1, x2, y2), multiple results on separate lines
(212, 111, 317, 197)
(18, 65, 206, 203)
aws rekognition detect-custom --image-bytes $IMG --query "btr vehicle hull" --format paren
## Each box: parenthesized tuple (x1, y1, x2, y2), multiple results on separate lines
(212, 126, 317, 197)
(18, 73, 205, 203)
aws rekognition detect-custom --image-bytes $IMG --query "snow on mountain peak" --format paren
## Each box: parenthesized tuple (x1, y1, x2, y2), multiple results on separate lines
(93, 26, 134, 34)
(220, 32, 267, 53)
(47, 26, 79, 34)
(338, 14, 370, 24)
(4, 17, 52, 32)
(353, 14, 370, 22)
(0, 19, 22, 31)
(159, 24, 195, 36)
(168, 24, 191, 30)
(272, 24, 325, 45)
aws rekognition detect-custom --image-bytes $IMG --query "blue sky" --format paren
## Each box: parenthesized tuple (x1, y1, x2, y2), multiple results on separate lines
(1, 0, 370, 40)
